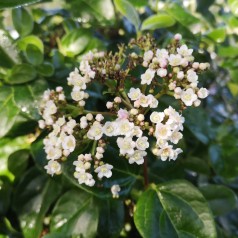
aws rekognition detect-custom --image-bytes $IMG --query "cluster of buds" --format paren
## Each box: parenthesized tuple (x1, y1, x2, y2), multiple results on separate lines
(38, 34, 210, 193)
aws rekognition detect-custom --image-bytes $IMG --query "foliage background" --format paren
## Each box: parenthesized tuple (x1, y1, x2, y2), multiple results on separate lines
(0, 0, 238, 237)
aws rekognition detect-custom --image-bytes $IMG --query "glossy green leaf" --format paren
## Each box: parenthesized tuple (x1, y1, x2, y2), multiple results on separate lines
(8, 149, 29, 178)
(50, 189, 98, 237)
(8, 64, 37, 84)
(26, 44, 43, 65)
(114, 0, 140, 31)
(217, 46, 238, 58)
(141, 14, 176, 31)
(12, 167, 61, 238)
(206, 28, 226, 43)
(200, 185, 237, 216)
(37, 62, 54, 77)
(0, 87, 20, 138)
(0, 0, 42, 9)
(0, 177, 12, 215)
(13, 79, 48, 120)
(165, 3, 199, 27)
(159, 210, 177, 238)
(228, 0, 238, 17)
(12, 8, 34, 36)
(17, 35, 44, 53)
(156, 180, 217, 238)
(98, 199, 124, 237)
(0, 45, 16, 68)
(228, 82, 238, 97)
(60, 29, 91, 57)
(134, 189, 162, 238)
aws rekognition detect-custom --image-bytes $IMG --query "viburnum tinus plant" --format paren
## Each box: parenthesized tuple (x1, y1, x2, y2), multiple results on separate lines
(38, 33, 209, 196)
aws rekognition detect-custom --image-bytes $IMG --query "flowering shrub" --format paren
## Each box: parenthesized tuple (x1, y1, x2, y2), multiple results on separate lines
(1, 0, 238, 238)
(39, 34, 209, 189)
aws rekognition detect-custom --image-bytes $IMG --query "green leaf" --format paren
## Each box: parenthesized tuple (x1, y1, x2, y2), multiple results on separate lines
(156, 180, 217, 238)
(206, 28, 226, 43)
(228, 82, 238, 97)
(134, 189, 162, 238)
(141, 14, 176, 31)
(17, 35, 44, 53)
(114, 0, 140, 31)
(0, 87, 20, 138)
(217, 46, 238, 58)
(26, 44, 43, 65)
(0, 0, 42, 9)
(98, 199, 124, 237)
(13, 79, 49, 120)
(37, 62, 54, 77)
(12, 8, 34, 36)
(8, 149, 29, 178)
(159, 210, 177, 238)
(60, 29, 91, 57)
(199, 185, 237, 216)
(8, 64, 37, 84)
(228, 0, 238, 17)
(50, 189, 98, 238)
(12, 167, 61, 238)
(165, 3, 199, 27)
(0, 177, 12, 215)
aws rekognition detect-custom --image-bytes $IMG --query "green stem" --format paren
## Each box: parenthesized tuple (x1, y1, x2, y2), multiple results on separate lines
(91, 140, 98, 155)
(120, 91, 133, 109)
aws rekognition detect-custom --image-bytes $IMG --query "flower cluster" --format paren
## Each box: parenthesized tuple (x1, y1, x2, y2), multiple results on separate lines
(38, 34, 210, 192)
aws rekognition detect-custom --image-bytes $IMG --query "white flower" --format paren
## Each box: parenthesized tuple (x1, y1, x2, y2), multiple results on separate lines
(128, 150, 147, 165)
(156, 49, 169, 59)
(136, 136, 149, 150)
(96, 114, 104, 122)
(177, 71, 184, 79)
(157, 68, 167, 77)
(141, 69, 155, 85)
(45, 100, 57, 115)
(177, 45, 193, 57)
(117, 109, 129, 119)
(117, 137, 135, 155)
(174, 33, 182, 41)
(56, 117, 66, 126)
(74, 171, 95, 186)
(71, 90, 85, 101)
(181, 88, 198, 106)
(150, 111, 165, 124)
(87, 122, 103, 140)
(187, 69, 198, 83)
(73, 160, 90, 172)
(137, 94, 152, 107)
(111, 184, 121, 198)
(194, 99, 201, 107)
(170, 131, 183, 144)
(128, 88, 141, 101)
(168, 54, 182, 66)
(147, 95, 159, 108)
(106, 101, 113, 109)
(158, 145, 182, 161)
(118, 119, 134, 137)
(38, 120, 45, 129)
(197, 88, 209, 99)
(103, 121, 117, 137)
(143, 50, 153, 62)
(132, 126, 143, 137)
(44, 160, 61, 176)
(155, 123, 172, 140)
(46, 147, 62, 160)
(62, 135, 76, 152)
(95, 163, 113, 178)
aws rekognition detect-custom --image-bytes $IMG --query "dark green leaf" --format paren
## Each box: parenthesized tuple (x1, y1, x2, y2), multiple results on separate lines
(17, 35, 44, 53)
(134, 189, 162, 238)
(156, 180, 217, 238)
(199, 185, 237, 216)
(37, 62, 54, 77)
(0, 177, 12, 215)
(98, 199, 124, 238)
(165, 3, 199, 27)
(114, 0, 140, 31)
(12, 8, 34, 36)
(12, 167, 61, 238)
(8, 149, 29, 178)
(141, 14, 176, 31)
(50, 189, 98, 238)
(26, 44, 43, 65)
(159, 210, 177, 238)
(8, 64, 37, 84)
(0, 0, 42, 9)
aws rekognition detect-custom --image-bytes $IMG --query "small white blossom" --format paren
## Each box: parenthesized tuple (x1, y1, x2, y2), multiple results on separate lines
(181, 88, 198, 106)
(111, 184, 121, 198)
(197, 88, 209, 99)
(157, 68, 167, 77)
(155, 123, 172, 140)
(74, 171, 95, 186)
(128, 150, 147, 165)
(168, 54, 182, 66)
(141, 69, 155, 85)
(136, 137, 149, 150)
(118, 119, 134, 137)
(95, 163, 113, 178)
(150, 112, 165, 124)
(117, 137, 135, 155)
(44, 160, 61, 176)
(62, 135, 76, 152)
(177, 45, 193, 57)
(103, 121, 117, 137)
(143, 50, 154, 62)
(87, 122, 103, 140)
(128, 88, 141, 101)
